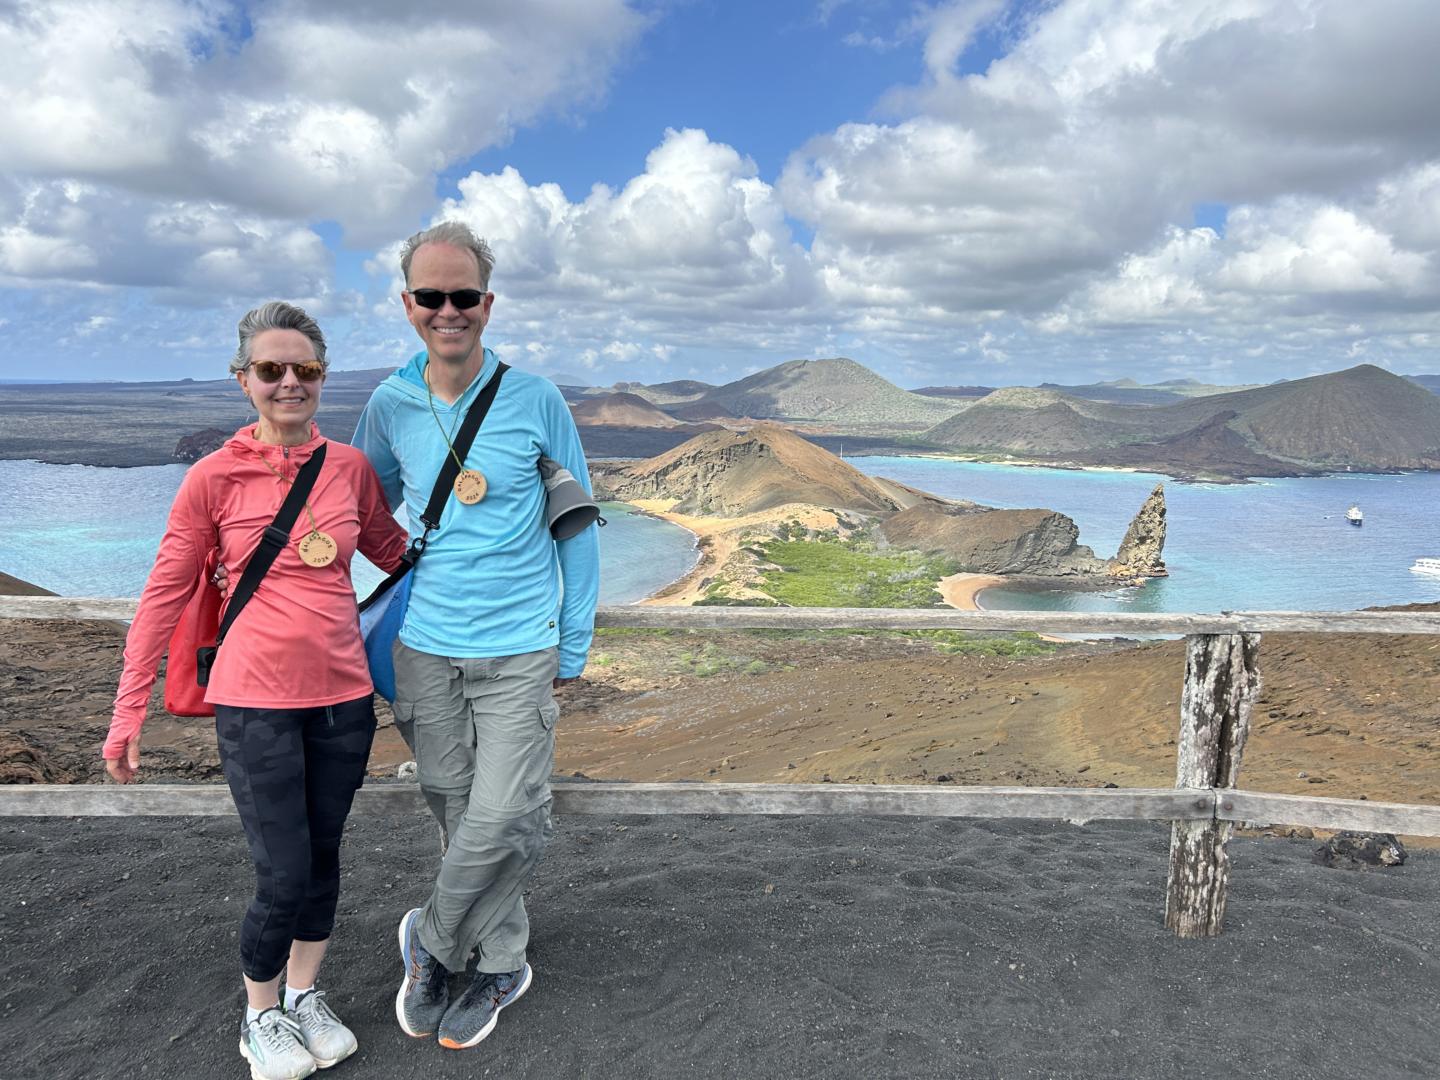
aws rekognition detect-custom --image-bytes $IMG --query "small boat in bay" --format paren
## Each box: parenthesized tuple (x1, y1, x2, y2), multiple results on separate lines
(1345, 505, 1363, 526)
(1411, 558, 1440, 577)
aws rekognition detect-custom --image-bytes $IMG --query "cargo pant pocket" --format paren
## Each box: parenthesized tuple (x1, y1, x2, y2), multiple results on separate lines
(469, 697, 557, 816)
(526, 699, 560, 805)
(412, 703, 477, 798)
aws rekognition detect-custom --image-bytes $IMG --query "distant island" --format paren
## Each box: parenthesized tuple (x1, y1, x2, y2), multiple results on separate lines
(2, 357, 1438, 483)
(591, 423, 1167, 610)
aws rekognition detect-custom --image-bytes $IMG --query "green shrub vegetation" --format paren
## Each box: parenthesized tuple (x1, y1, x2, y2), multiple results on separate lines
(672, 642, 791, 678)
(754, 539, 960, 608)
(591, 539, 1065, 666)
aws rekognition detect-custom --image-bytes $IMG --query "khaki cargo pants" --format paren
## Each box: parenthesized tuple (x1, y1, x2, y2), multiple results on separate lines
(391, 641, 559, 974)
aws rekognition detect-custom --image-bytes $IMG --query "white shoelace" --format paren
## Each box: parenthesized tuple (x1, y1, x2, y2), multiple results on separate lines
(294, 991, 342, 1032)
(253, 1011, 306, 1054)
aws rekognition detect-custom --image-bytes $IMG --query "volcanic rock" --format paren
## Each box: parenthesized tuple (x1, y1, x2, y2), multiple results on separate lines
(593, 424, 906, 516)
(1108, 483, 1168, 580)
(173, 428, 229, 461)
(571, 392, 683, 428)
(1313, 832, 1407, 870)
(878, 503, 1107, 577)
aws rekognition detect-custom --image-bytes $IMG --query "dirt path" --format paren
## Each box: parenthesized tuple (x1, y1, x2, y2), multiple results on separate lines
(3, 564, 1437, 839)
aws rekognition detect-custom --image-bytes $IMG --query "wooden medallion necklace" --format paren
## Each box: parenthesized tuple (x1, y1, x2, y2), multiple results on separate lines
(257, 451, 336, 567)
(426, 363, 487, 504)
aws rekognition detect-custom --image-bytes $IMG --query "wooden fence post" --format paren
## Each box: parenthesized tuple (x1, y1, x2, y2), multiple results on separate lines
(1164, 632, 1262, 938)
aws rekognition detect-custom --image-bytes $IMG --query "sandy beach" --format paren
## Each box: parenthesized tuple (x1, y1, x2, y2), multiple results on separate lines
(937, 571, 1009, 611)
(625, 501, 1006, 612)
(626, 498, 846, 606)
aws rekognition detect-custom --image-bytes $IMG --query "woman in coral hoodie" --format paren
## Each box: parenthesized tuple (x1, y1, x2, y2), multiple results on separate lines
(103, 301, 409, 1080)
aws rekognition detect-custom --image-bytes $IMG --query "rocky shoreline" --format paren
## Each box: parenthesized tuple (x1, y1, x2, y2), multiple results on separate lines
(592, 426, 1169, 602)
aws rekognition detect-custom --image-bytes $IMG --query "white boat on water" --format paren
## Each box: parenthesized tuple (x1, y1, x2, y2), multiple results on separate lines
(1412, 558, 1440, 577)
(1345, 505, 1363, 525)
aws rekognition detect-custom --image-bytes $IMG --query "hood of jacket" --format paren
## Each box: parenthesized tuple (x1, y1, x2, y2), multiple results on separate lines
(379, 347, 501, 406)
(223, 421, 325, 465)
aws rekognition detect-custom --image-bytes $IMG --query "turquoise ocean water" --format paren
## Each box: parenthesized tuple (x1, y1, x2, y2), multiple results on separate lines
(0, 461, 698, 604)
(848, 456, 1440, 612)
(2, 456, 1437, 613)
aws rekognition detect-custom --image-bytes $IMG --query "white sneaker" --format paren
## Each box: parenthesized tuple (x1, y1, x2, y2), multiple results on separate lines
(288, 990, 358, 1069)
(239, 1007, 317, 1080)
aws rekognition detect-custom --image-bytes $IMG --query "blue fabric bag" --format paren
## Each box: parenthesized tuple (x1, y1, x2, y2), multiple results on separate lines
(359, 566, 413, 704)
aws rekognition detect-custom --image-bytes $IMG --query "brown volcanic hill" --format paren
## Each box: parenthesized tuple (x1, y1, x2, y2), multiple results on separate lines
(571, 392, 683, 428)
(1079, 410, 1321, 478)
(666, 399, 738, 422)
(923, 388, 1153, 454)
(697, 358, 963, 426)
(912, 385, 995, 399)
(922, 364, 1440, 475)
(1216, 364, 1440, 468)
(610, 380, 714, 405)
(595, 423, 907, 515)
(878, 503, 1106, 576)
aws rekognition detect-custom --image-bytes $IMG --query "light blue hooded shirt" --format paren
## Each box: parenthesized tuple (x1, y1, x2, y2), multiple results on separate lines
(352, 347, 599, 678)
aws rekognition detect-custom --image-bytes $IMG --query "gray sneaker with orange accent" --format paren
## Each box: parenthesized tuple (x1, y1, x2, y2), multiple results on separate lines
(395, 907, 450, 1038)
(437, 964, 532, 1050)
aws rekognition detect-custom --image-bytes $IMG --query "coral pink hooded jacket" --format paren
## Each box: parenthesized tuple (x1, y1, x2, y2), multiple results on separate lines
(105, 423, 408, 758)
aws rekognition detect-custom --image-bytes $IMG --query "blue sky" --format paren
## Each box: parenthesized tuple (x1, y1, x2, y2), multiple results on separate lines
(2, 0, 1438, 388)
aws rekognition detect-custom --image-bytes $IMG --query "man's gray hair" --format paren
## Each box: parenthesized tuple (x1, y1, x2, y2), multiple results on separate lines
(230, 301, 328, 374)
(400, 221, 495, 290)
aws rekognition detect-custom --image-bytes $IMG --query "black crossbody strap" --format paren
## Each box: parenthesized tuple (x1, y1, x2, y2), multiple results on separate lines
(217, 442, 328, 645)
(418, 362, 509, 532)
(357, 363, 510, 617)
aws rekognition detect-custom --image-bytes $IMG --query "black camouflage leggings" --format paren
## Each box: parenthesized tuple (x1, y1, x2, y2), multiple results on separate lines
(215, 695, 376, 982)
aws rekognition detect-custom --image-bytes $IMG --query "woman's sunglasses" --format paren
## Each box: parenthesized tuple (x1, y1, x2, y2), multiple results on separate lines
(247, 360, 327, 382)
(409, 288, 486, 310)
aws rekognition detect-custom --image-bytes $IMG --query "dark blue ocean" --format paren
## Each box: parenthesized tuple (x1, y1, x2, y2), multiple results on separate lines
(849, 456, 1440, 612)
(0, 461, 698, 605)
(2, 457, 1437, 613)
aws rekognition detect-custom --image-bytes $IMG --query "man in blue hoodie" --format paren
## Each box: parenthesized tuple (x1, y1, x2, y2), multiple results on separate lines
(353, 221, 599, 1051)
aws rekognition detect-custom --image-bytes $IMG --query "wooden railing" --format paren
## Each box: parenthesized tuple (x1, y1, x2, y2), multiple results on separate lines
(4, 596, 1439, 940)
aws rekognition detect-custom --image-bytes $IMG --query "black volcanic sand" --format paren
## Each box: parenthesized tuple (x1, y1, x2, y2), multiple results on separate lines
(3, 811, 1438, 1080)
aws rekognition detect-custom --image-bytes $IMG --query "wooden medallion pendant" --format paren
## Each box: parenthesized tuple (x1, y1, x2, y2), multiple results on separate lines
(454, 468, 488, 505)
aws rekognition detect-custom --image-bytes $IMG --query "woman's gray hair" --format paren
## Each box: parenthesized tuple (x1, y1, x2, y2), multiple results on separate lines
(230, 301, 328, 374)
(400, 221, 495, 290)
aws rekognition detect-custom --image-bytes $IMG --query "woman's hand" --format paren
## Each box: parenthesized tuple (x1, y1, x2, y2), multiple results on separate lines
(211, 561, 231, 597)
(105, 737, 142, 784)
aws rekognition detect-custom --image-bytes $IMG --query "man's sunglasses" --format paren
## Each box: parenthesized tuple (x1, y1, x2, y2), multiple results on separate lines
(409, 288, 487, 310)
(247, 360, 327, 382)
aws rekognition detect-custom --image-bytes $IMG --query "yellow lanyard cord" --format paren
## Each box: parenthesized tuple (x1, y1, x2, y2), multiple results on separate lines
(424, 362, 470, 474)
(256, 453, 321, 536)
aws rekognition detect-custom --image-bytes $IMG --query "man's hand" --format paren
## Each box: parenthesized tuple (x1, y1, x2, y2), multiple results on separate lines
(105, 737, 141, 784)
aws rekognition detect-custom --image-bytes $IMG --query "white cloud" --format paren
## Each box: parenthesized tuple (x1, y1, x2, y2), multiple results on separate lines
(1217, 203, 1430, 298)
(1056, 193, 1437, 340)
(771, 0, 1440, 380)
(420, 128, 821, 359)
(0, 177, 333, 302)
(0, 0, 647, 245)
(8, 0, 1440, 385)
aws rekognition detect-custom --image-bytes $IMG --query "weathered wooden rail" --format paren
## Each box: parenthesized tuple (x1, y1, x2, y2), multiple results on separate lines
(4, 597, 1439, 939)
